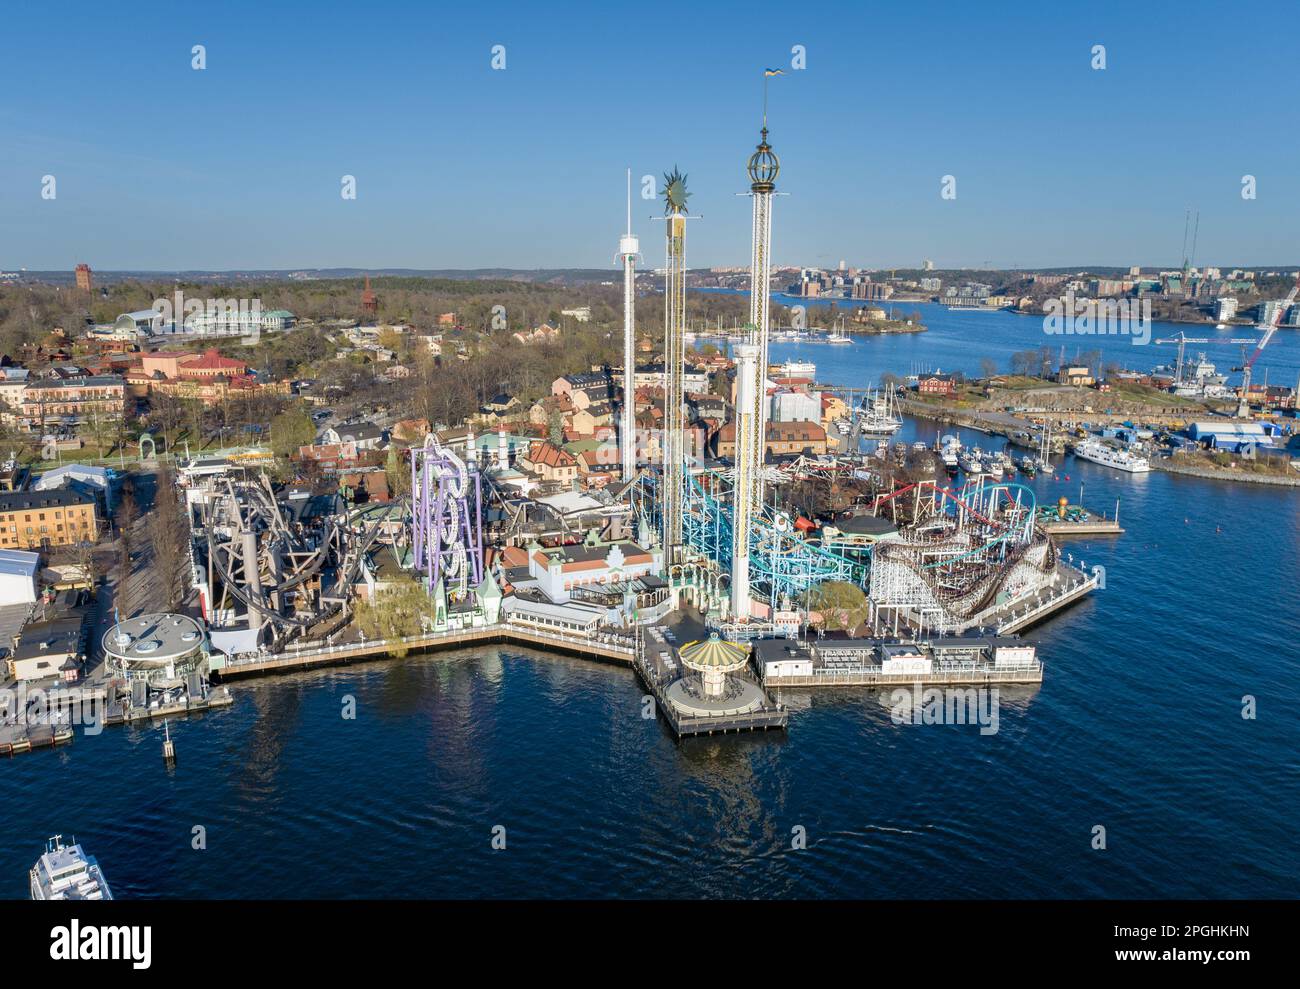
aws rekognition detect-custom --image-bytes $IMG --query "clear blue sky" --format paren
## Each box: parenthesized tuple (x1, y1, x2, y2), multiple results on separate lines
(1, 0, 1295, 271)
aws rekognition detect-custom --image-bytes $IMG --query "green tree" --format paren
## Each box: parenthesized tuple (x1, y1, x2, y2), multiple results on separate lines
(269, 408, 316, 460)
(805, 580, 869, 632)
(385, 446, 410, 498)
(353, 577, 428, 657)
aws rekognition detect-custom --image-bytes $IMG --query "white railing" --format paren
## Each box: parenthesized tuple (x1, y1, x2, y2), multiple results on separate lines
(221, 622, 634, 669)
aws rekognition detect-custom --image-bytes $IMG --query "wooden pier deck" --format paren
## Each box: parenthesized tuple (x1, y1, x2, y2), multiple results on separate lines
(994, 566, 1099, 634)
(214, 623, 635, 681)
(633, 631, 787, 739)
(1039, 519, 1124, 536)
(764, 665, 1042, 688)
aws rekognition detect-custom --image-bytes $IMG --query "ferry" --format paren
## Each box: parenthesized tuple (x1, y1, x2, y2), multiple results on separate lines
(940, 438, 961, 474)
(1072, 437, 1150, 473)
(30, 835, 113, 900)
(780, 359, 816, 377)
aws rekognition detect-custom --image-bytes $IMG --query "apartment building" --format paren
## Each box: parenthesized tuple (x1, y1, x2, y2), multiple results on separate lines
(0, 489, 99, 550)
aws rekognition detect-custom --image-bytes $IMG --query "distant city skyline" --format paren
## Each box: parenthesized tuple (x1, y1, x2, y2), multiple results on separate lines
(2, 0, 1296, 271)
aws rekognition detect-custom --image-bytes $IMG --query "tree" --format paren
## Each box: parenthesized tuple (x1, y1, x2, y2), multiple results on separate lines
(150, 466, 191, 612)
(116, 475, 137, 534)
(805, 580, 869, 632)
(352, 578, 429, 657)
(115, 532, 134, 620)
(269, 408, 316, 460)
(980, 358, 998, 380)
(385, 446, 410, 499)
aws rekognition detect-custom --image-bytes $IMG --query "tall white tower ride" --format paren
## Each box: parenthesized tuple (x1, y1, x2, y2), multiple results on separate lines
(730, 342, 760, 620)
(618, 169, 640, 482)
(660, 167, 691, 559)
(742, 123, 779, 519)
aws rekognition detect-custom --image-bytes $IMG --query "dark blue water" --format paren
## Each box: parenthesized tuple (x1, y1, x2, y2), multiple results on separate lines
(5, 305, 1299, 898)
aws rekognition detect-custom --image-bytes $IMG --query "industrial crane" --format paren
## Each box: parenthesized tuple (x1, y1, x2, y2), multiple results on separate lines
(1233, 272, 1300, 417)
(1154, 331, 1258, 385)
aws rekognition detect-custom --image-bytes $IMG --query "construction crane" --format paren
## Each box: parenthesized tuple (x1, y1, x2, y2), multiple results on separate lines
(1233, 272, 1300, 417)
(1154, 331, 1258, 386)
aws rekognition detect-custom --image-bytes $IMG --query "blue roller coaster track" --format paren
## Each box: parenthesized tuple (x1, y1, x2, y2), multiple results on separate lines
(632, 468, 867, 609)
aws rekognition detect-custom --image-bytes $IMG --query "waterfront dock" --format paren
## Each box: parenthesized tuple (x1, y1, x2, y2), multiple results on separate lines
(1038, 517, 1123, 536)
(1037, 498, 1124, 537)
(758, 636, 1043, 689)
(0, 721, 75, 755)
(764, 665, 1042, 688)
(988, 564, 1099, 634)
(634, 628, 787, 739)
(1, 680, 235, 757)
(214, 622, 635, 681)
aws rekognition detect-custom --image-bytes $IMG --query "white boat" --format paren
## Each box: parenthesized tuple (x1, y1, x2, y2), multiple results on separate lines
(30, 835, 113, 900)
(780, 359, 816, 377)
(826, 318, 851, 344)
(858, 389, 902, 436)
(1073, 437, 1150, 473)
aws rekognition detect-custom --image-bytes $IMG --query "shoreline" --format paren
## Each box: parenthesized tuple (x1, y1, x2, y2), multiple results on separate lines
(1151, 458, 1300, 487)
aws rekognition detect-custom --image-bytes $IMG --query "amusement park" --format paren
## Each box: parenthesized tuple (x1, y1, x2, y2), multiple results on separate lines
(165, 97, 1093, 741)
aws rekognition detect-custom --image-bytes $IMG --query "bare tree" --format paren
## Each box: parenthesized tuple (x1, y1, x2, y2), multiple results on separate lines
(150, 466, 190, 611)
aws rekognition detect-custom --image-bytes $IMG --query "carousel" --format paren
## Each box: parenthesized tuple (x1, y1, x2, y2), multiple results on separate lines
(663, 632, 767, 718)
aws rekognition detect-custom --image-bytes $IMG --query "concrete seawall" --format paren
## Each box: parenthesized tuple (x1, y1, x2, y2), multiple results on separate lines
(1152, 460, 1300, 487)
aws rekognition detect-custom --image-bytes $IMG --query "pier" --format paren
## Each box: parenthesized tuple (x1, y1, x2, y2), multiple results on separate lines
(764, 666, 1042, 688)
(214, 622, 635, 680)
(1038, 517, 1124, 537)
(991, 565, 1099, 634)
(758, 636, 1043, 689)
(634, 628, 787, 739)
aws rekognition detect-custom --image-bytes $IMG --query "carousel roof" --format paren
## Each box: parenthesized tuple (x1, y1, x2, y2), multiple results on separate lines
(677, 633, 750, 673)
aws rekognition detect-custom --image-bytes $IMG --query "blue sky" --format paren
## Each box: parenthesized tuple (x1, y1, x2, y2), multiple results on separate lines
(1, 0, 1296, 271)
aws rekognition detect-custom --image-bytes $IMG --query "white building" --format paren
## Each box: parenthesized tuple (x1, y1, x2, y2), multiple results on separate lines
(113, 310, 165, 336)
(880, 643, 932, 675)
(102, 613, 207, 685)
(1214, 297, 1238, 321)
(0, 548, 39, 605)
(770, 388, 821, 424)
(633, 364, 709, 392)
(1258, 300, 1288, 326)
(0, 368, 30, 414)
(525, 537, 662, 604)
(31, 464, 114, 511)
(187, 307, 295, 336)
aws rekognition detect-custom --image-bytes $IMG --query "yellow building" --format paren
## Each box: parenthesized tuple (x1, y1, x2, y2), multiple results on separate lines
(0, 489, 98, 550)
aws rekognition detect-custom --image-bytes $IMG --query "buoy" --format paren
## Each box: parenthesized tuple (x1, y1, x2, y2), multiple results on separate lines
(162, 720, 175, 762)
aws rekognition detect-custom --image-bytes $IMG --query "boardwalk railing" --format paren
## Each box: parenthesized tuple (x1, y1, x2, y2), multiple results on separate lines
(219, 622, 634, 673)
(765, 664, 1043, 687)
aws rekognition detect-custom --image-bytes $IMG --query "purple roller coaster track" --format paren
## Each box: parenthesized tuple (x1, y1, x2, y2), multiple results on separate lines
(411, 434, 484, 599)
